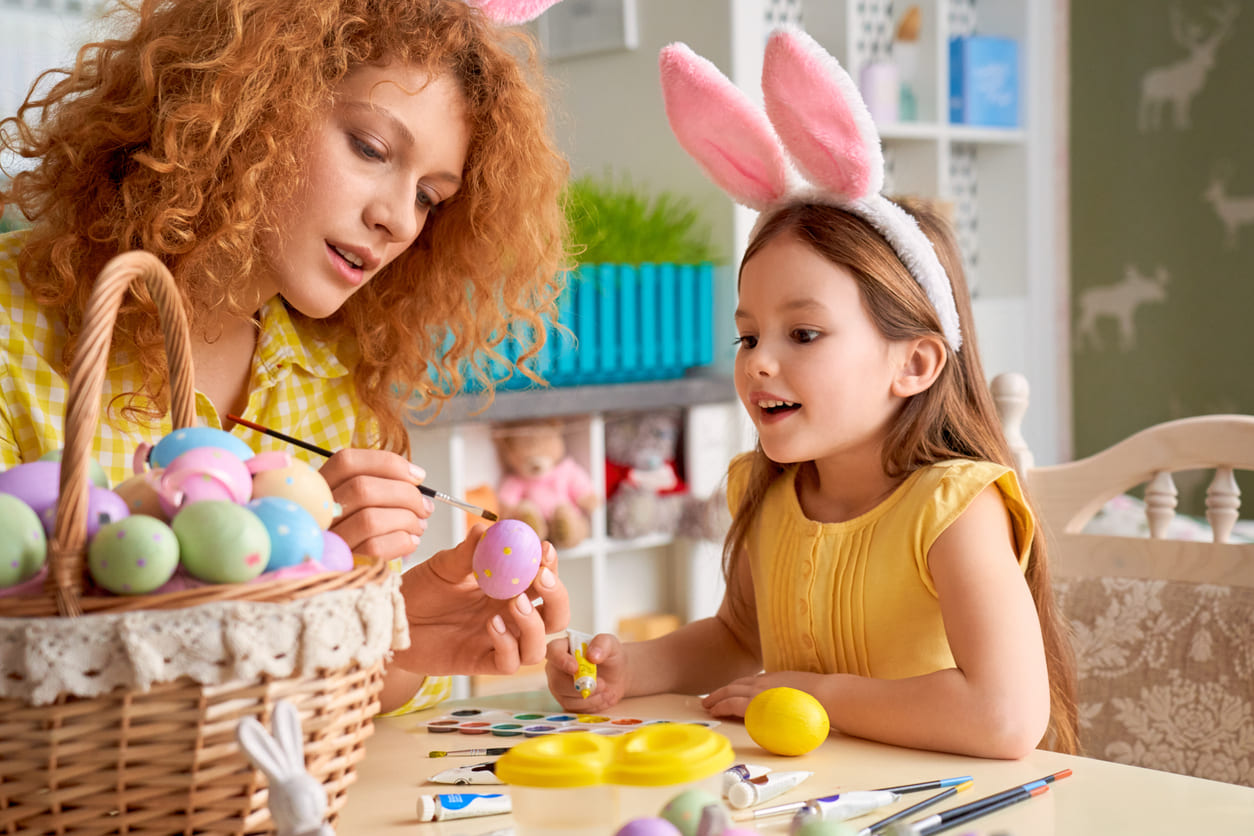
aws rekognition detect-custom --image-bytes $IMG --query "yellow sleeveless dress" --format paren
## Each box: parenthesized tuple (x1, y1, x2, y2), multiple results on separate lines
(728, 456, 1034, 678)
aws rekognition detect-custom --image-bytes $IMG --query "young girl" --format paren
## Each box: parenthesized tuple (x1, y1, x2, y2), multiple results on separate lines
(1, 0, 572, 713)
(545, 29, 1078, 758)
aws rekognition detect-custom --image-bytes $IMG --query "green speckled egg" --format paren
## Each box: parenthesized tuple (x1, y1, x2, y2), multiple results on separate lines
(39, 448, 111, 489)
(0, 494, 47, 587)
(659, 789, 723, 836)
(794, 818, 858, 836)
(173, 500, 270, 583)
(88, 515, 180, 594)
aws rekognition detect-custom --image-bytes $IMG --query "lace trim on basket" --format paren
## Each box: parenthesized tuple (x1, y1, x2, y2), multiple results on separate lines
(0, 572, 410, 705)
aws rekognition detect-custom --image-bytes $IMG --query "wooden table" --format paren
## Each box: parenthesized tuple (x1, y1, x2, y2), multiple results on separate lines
(339, 691, 1254, 835)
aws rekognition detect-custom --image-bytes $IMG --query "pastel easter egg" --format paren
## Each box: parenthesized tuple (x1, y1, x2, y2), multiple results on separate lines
(0, 494, 47, 587)
(88, 515, 180, 595)
(39, 449, 111, 488)
(0, 460, 62, 517)
(158, 447, 253, 516)
(659, 789, 723, 836)
(793, 820, 857, 836)
(472, 519, 542, 599)
(245, 496, 324, 570)
(250, 461, 341, 529)
(148, 426, 254, 469)
(114, 471, 169, 520)
(173, 500, 270, 583)
(321, 530, 354, 572)
(39, 486, 131, 540)
(615, 819, 682, 836)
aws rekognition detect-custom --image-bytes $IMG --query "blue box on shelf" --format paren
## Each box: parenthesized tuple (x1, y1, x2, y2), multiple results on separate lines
(466, 261, 715, 392)
(949, 36, 1019, 127)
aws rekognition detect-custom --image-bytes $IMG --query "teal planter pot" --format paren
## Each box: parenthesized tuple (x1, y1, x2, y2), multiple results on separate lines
(471, 261, 715, 391)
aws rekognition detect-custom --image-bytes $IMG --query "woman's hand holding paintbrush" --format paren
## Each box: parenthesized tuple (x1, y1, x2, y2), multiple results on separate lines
(227, 414, 496, 564)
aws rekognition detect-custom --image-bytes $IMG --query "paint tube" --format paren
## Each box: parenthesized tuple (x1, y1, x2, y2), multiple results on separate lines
(415, 792, 511, 822)
(428, 761, 504, 785)
(723, 763, 773, 794)
(727, 770, 814, 809)
(567, 628, 597, 698)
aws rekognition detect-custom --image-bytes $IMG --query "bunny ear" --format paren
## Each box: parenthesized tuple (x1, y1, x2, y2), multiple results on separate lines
(237, 717, 289, 781)
(660, 42, 790, 211)
(272, 701, 307, 768)
(762, 27, 883, 200)
(470, 0, 564, 25)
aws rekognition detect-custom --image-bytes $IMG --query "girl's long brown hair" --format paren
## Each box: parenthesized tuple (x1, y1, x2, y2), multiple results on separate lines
(0, 0, 570, 452)
(723, 201, 1078, 754)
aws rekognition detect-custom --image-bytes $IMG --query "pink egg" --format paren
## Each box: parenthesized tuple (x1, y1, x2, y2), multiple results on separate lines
(616, 819, 682, 836)
(157, 446, 253, 515)
(472, 519, 542, 599)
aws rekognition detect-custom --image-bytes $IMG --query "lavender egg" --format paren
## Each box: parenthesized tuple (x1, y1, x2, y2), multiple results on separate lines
(0, 460, 63, 518)
(88, 515, 180, 595)
(39, 485, 131, 539)
(472, 519, 542, 599)
(321, 530, 354, 572)
(615, 819, 682, 836)
(0, 494, 47, 587)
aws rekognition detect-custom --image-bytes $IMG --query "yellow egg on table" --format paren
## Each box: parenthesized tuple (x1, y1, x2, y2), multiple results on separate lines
(744, 687, 830, 757)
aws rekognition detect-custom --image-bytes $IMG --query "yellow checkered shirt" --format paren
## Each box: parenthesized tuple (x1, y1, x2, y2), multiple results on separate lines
(0, 229, 449, 714)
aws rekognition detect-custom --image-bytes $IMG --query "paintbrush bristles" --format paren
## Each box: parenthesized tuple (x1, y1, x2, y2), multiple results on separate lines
(896, 5, 922, 41)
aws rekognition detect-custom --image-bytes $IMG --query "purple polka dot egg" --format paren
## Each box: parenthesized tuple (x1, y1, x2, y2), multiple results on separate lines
(472, 519, 542, 599)
(88, 515, 180, 595)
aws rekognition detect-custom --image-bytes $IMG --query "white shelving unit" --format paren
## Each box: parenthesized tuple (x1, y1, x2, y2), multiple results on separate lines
(405, 379, 752, 649)
(780, 0, 1064, 464)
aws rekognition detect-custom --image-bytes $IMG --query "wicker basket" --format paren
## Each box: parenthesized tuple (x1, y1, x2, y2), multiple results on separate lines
(0, 252, 406, 834)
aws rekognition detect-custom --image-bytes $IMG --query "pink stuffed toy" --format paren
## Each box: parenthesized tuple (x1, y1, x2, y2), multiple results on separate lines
(495, 419, 599, 549)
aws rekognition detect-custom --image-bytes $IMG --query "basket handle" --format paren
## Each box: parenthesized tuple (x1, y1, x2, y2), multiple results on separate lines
(48, 251, 197, 616)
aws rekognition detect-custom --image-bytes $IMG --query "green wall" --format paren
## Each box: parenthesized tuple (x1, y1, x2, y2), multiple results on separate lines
(1071, 1, 1253, 499)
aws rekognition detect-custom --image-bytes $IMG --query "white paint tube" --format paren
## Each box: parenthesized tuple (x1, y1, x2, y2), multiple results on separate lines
(727, 770, 814, 810)
(723, 762, 773, 794)
(415, 792, 511, 822)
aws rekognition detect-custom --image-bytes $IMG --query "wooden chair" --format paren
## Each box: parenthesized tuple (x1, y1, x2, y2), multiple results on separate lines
(992, 372, 1254, 786)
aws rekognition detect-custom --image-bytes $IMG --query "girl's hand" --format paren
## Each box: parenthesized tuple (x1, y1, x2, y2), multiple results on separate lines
(701, 671, 830, 719)
(391, 523, 570, 676)
(545, 632, 628, 712)
(319, 448, 434, 562)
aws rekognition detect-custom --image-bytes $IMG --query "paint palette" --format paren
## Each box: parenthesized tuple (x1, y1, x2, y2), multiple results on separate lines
(420, 706, 721, 738)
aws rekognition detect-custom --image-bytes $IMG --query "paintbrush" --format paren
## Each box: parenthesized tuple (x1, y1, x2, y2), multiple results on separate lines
(226, 413, 498, 521)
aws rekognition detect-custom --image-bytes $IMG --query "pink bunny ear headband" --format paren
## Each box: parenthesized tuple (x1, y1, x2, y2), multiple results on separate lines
(471, 0, 564, 25)
(659, 27, 963, 351)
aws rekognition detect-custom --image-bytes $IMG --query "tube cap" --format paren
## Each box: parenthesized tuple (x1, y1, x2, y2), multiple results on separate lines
(727, 780, 757, 809)
(416, 794, 438, 822)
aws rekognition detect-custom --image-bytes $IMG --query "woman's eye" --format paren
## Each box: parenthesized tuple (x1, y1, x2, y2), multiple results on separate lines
(351, 135, 384, 161)
(792, 329, 820, 344)
(733, 335, 757, 349)
(417, 189, 436, 210)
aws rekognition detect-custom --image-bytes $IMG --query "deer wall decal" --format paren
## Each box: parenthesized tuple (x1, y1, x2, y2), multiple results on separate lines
(1139, 1, 1239, 131)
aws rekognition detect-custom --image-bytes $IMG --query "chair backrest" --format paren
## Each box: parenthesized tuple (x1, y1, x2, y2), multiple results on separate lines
(991, 372, 1254, 786)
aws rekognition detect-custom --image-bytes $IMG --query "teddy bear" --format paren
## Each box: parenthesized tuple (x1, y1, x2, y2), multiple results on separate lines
(494, 418, 599, 550)
(604, 410, 690, 540)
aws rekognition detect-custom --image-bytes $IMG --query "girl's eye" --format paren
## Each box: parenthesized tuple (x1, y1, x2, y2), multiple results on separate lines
(792, 329, 820, 344)
(351, 135, 384, 161)
(733, 335, 757, 349)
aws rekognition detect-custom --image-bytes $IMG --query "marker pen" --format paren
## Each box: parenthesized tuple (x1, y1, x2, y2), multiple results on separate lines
(416, 792, 511, 822)
(567, 628, 597, 698)
(754, 789, 899, 822)
(727, 770, 813, 810)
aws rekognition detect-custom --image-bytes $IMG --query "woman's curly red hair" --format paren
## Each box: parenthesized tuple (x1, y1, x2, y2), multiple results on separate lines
(0, 0, 570, 453)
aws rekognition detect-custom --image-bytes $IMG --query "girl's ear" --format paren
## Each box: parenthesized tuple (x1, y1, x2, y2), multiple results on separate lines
(471, 0, 565, 25)
(660, 42, 790, 211)
(761, 27, 883, 201)
(891, 336, 947, 398)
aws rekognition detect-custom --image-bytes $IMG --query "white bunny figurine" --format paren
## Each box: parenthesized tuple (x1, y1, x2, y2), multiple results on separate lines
(236, 701, 335, 836)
